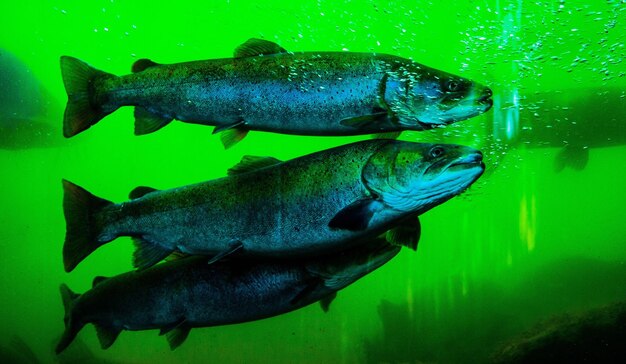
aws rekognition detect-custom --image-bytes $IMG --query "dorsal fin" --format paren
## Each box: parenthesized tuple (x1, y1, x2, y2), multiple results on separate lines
(227, 155, 282, 176)
(129, 186, 159, 199)
(234, 38, 287, 58)
(92, 276, 109, 287)
(132, 58, 160, 73)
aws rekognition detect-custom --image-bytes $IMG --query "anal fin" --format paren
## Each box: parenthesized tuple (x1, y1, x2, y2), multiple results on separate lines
(319, 292, 337, 313)
(212, 120, 245, 134)
(220, 128, 249, 149)
(213, 120, 249, 149)
(94, 324, 122, 350)
(132, 237, 173, 270)
(166, 327, 191, 350)
(159, 318, 187, 336)
(134, 107, 173, 135)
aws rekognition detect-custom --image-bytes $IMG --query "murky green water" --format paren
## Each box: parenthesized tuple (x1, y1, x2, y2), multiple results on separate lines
(0, 1, 624, 363)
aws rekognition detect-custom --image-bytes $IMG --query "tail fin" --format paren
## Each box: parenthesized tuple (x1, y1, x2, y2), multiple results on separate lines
(60, 56, 117, 137)
(62, 179, 114, 272)
(56, 284, 84, 354)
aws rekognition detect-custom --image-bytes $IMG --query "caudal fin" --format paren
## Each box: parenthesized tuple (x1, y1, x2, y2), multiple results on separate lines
(60, 56, 117, 137)
(62, 180, 114, 272)
(56, 284, 85, 354)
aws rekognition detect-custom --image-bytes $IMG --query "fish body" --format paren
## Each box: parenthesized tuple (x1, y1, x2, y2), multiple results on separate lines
(61, 38, 492, 146)
(0, 48, 61, 149)
(56, 239, 400, 353)
(0, 119, 60, 149)
(492, 87, 626, 171)
(517, 88, 626, 147)
(62, 139, 484, 272)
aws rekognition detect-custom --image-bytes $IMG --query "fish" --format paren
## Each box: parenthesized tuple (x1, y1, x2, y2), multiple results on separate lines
(61, 139, 484, 272)
(55, 238, 401, 353)
(0, 48, 62, 149)
(491, 300, 626, 364)
(0, 336, 41, 364)
(492, 87, 626, 171)
(0, 118, 60, 150)
(60, 38, 493, 147)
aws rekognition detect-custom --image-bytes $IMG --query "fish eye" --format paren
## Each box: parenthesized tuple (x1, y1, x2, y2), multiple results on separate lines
(446, 80, 460, 92)
(430, 146, 445, 158)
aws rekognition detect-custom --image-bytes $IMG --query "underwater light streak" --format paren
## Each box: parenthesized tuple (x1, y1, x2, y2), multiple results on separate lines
(406, 277, 415, 320)
(519, 193, 537, 252)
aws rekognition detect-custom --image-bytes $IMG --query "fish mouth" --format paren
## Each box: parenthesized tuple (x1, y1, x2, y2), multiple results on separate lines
(477, 87, 493, 110)
(415, 88, 493, 128)
(447, 152, 485, 172)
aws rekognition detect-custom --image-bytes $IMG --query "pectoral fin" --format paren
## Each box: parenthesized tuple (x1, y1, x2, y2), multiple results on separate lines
(329, 198, 381, 231)
(207, 241, 243, 265)
(554, 146, 589, 172)
(340, 112, 390, 129)
(166, 327, 191, 350)
(322, 273, 360, 291)
(227, 155, 283, 176)
(134, 107, 172, 135)
(386, 216, 421, 251)
(319, 292, 337, 313)
(290, 278, 323, 306)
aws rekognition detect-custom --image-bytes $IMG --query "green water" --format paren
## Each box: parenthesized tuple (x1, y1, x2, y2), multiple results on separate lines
(1, 1, 625, 363)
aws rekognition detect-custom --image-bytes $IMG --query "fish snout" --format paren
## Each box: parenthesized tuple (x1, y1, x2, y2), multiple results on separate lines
(478, 87, 493, 109)
(450, 151, 484, 168)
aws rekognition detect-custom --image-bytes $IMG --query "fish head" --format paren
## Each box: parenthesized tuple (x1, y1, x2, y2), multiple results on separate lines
(308, 238, 400, 289)
(388, 64, 493, 130)
(363, 141, 484, 214)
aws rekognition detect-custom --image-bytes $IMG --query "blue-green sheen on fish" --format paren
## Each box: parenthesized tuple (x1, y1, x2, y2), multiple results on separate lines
(62, 139, 484, 272)
(55, 238, 400, 353)
(60, 38, 493, 147)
